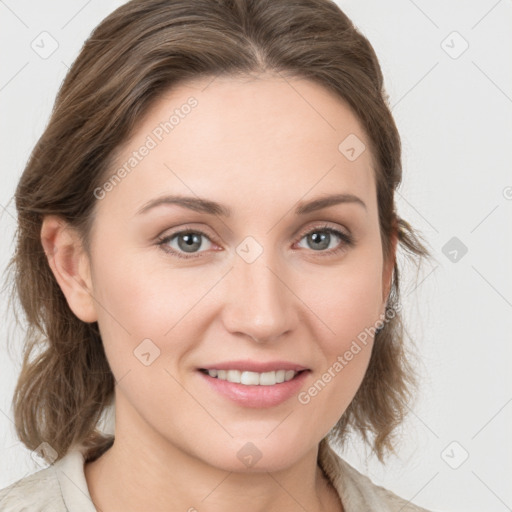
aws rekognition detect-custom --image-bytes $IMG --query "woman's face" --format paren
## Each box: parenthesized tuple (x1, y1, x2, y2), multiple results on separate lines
(84, 74, 393, 471)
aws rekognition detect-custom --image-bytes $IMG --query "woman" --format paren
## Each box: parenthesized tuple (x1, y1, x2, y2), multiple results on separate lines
(0, 0, 434, 510)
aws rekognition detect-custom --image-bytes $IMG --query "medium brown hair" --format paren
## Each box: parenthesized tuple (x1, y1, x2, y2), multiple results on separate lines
(6, 0, 430, 464)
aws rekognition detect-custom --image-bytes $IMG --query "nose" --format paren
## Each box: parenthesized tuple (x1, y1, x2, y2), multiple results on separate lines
(221, 249, 296, 344)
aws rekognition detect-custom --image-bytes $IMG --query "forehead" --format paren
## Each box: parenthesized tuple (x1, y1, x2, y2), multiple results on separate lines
(101, 73, 377, 217)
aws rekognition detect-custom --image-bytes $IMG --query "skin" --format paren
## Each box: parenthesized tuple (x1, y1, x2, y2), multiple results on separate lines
(41, 73, 397, 512)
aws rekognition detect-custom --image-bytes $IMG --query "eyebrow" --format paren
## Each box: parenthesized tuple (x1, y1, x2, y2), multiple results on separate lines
(136, 192, 366, 217)
(295, 193, 366, 214)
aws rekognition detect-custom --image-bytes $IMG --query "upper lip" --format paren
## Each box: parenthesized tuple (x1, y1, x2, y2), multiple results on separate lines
(199, 360, 309, 373)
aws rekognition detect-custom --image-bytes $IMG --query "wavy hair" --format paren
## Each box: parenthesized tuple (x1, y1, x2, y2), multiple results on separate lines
(5, 0, 430, 464)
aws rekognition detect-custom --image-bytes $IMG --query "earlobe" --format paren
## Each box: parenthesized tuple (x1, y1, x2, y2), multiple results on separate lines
(40, 215, 98, 323)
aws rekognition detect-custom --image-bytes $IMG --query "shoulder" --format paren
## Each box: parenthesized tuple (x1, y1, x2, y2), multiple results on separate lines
(0, 465, 67, 512)
(0, 443, 95, 512)
(318, 439, 439, 512)
(336, 457, 434, 512)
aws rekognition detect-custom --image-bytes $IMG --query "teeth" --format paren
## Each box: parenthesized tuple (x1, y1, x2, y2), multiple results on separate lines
(226, 369, 241, 383)
(284, 370, 295, 381)
(275, 370, 285, 383)
(241, 371, 260, 385)
(259, 371, 276, 385)
(206, 369, 299, 385)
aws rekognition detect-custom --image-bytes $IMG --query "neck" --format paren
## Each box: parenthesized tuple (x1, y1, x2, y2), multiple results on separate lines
(84, 399, 342, 512)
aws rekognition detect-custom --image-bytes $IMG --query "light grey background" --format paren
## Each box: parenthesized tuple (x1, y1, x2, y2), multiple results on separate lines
(1, 1, 511, 511)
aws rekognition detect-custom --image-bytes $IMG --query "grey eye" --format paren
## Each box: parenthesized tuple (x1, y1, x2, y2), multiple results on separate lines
(166, 231, 212, 254)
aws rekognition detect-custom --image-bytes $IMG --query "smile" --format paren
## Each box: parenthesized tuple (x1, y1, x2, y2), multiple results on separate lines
(199, 369, 302, 386)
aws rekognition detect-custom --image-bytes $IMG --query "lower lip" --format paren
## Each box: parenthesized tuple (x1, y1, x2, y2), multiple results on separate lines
(198, 370, 310, 408)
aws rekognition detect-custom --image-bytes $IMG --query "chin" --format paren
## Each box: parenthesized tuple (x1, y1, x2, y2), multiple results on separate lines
(191, 433, 316, 474)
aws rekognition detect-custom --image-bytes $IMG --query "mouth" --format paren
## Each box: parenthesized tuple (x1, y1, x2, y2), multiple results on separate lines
(197, 361, 311, 408)
(198, 368, 308, 386)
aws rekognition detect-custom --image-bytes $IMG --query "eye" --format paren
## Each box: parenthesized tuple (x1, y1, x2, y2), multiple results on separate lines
(156, 223, 354, 260)
(295, 224, 354, 255)
(157, 229, 215, 259)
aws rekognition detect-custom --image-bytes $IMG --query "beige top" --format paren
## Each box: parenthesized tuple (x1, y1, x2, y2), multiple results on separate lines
(0, 439, 436, 511)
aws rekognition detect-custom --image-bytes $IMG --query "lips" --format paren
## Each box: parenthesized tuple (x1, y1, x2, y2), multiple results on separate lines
(199, 360, 308, 373)
(197, 360, 311, 408)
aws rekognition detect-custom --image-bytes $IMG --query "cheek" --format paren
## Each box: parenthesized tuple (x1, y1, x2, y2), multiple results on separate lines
(298, 252, 382, 406)
(307, 255, 383, 352)
(89, 246, 214, 366)
(92, 241, 174, 323)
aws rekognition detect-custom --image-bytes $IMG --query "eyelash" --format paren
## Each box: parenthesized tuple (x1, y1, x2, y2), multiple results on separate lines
(156, 223, 354, 260)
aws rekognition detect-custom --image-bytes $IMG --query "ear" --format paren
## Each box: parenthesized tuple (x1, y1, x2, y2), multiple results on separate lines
(40, 215, 98, 323)
(381, 220, 398, 311)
